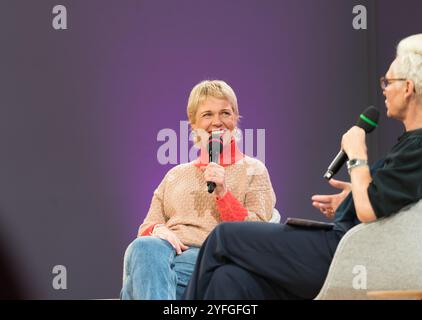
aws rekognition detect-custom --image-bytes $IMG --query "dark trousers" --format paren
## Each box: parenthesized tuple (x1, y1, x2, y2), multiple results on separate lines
(183, 221, 344, 300)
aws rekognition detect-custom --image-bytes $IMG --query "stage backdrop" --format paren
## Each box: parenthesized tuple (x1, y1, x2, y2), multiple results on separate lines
(0, 0, 419, 299)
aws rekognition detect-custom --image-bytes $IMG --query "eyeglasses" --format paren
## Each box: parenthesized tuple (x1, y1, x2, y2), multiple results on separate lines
(380, 76, 407, 90)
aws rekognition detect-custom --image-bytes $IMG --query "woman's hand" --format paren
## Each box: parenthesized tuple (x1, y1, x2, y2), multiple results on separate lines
(311, 179, 351, 219)
(152, 225, 189, 254)
(341, 126, 367, 160)
(203, 162, 227, 198)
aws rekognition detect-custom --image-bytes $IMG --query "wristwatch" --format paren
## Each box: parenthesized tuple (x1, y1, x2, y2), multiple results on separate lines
(347, 159, 368, 174)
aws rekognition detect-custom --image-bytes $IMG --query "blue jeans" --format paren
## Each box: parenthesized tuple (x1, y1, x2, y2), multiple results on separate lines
(120, 236, 199, 300)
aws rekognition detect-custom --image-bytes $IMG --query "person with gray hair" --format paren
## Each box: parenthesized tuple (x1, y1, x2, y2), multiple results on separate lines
(183, 34, 422, 300)
(393, 34, 422, 101)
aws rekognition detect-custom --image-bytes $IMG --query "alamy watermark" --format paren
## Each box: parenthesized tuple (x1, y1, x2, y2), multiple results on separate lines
(352, 5, 367, 30)
(52, 5, 68, 30)
(52, 265, 67, 290)
(352, 265, 367, 290)
(156, 121, 266, 165)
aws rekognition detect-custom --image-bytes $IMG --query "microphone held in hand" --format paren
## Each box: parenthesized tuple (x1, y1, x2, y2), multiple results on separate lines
(207, 131, 224, 193)
(323, 106, 380, 180)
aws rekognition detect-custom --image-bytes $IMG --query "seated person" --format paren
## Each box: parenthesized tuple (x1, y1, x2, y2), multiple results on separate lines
(120, 80, 276, 299)
(183, 34, 422, 300)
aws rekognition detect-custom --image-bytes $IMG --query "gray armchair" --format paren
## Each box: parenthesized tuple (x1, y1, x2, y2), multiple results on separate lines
(316, 199, 422, 300)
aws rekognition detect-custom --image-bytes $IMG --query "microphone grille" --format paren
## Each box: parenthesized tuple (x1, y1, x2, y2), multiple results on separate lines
(356, 106, 380, 133)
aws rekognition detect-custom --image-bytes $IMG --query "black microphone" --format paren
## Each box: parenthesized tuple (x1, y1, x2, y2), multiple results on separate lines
(207, 131, 224, 193)
(323, 106, 380, 180)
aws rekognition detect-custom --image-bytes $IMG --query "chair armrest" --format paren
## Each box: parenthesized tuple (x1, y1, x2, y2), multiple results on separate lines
(269, 208, 281, 223)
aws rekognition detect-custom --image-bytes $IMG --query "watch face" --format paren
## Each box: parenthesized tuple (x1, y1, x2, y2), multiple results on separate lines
(347, 159, 367, 172)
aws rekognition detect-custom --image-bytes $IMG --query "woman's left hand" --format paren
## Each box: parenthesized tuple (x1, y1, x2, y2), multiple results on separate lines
(341, 126, 368, 160)
(203, 162, 227, 198)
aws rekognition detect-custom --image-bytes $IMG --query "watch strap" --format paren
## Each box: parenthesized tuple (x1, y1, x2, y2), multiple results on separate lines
(347, 159, 368, 174)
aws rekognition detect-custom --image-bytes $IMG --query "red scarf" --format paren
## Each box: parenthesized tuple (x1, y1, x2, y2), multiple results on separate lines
(193, 138, 244, 168)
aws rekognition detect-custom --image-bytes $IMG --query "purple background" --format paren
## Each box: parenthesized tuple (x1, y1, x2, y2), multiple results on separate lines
(0, 0, 421, 299)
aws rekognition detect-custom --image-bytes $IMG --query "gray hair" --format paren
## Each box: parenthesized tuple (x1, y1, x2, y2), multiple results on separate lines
(395, 34, 422, 101)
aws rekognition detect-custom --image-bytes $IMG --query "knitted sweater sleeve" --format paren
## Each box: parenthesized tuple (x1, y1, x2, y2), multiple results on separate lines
(216, 161, 276, 222)
(138, 175, 167, 237)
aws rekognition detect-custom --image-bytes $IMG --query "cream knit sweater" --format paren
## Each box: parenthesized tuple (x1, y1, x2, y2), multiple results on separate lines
(138, 156, 276, 247)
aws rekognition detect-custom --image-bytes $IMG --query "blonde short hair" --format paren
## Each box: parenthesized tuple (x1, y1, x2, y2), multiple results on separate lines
(187, 80, 239, 125)
(395, 34, 422, 100)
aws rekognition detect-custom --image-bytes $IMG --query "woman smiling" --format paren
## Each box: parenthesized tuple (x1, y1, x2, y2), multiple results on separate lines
(120, 80, 276, 300)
